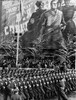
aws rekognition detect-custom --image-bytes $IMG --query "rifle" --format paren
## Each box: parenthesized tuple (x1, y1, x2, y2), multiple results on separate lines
(34, 24, 66, 45)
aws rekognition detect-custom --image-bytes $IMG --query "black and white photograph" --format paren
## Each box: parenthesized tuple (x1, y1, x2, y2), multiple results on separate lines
(0, 0, 76, 100)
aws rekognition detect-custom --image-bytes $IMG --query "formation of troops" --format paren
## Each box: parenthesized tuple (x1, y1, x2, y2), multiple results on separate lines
(0, 68, 76, 100)
(0, 0, 76, 100)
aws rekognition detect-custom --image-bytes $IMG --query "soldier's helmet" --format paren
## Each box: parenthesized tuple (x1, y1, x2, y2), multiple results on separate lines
(36, 1, 43, 7)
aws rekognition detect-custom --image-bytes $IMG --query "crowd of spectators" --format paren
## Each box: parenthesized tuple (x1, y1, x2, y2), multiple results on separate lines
(22, 58, 54, 68)
(21, 57, 72, 70)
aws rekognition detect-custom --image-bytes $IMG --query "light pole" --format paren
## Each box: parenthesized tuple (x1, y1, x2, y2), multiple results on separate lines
(16, 28, 20, 66)
(16, 0, 22, 67)
(74, 37, 76, 70)
(74, 49, 76, 70)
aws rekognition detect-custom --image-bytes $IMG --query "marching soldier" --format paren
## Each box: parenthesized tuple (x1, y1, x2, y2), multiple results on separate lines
(11, 90, 21, 100)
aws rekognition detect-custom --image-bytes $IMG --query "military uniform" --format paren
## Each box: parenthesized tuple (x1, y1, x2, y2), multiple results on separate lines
(21, 0, 46, 48)
(1, 67, 76, 100)
(59, 3, 76, 42)
(11, 93, 21, 100)
(60, 6, 76, 22)
(37, 8, 66, 50)
(27, 9, 46, 31)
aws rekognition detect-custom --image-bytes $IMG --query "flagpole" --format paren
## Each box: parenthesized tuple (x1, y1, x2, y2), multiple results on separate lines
(16, 0, 22, 67)
(74, 49, 76, 70)
(16, 29, 20, 66)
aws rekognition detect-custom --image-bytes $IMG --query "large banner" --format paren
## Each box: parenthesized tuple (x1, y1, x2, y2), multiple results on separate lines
(2, 0, 50, 36)
(2, 0, 76, 35)
(2, 0, 76, 47)
(2, 0, 36, 35)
